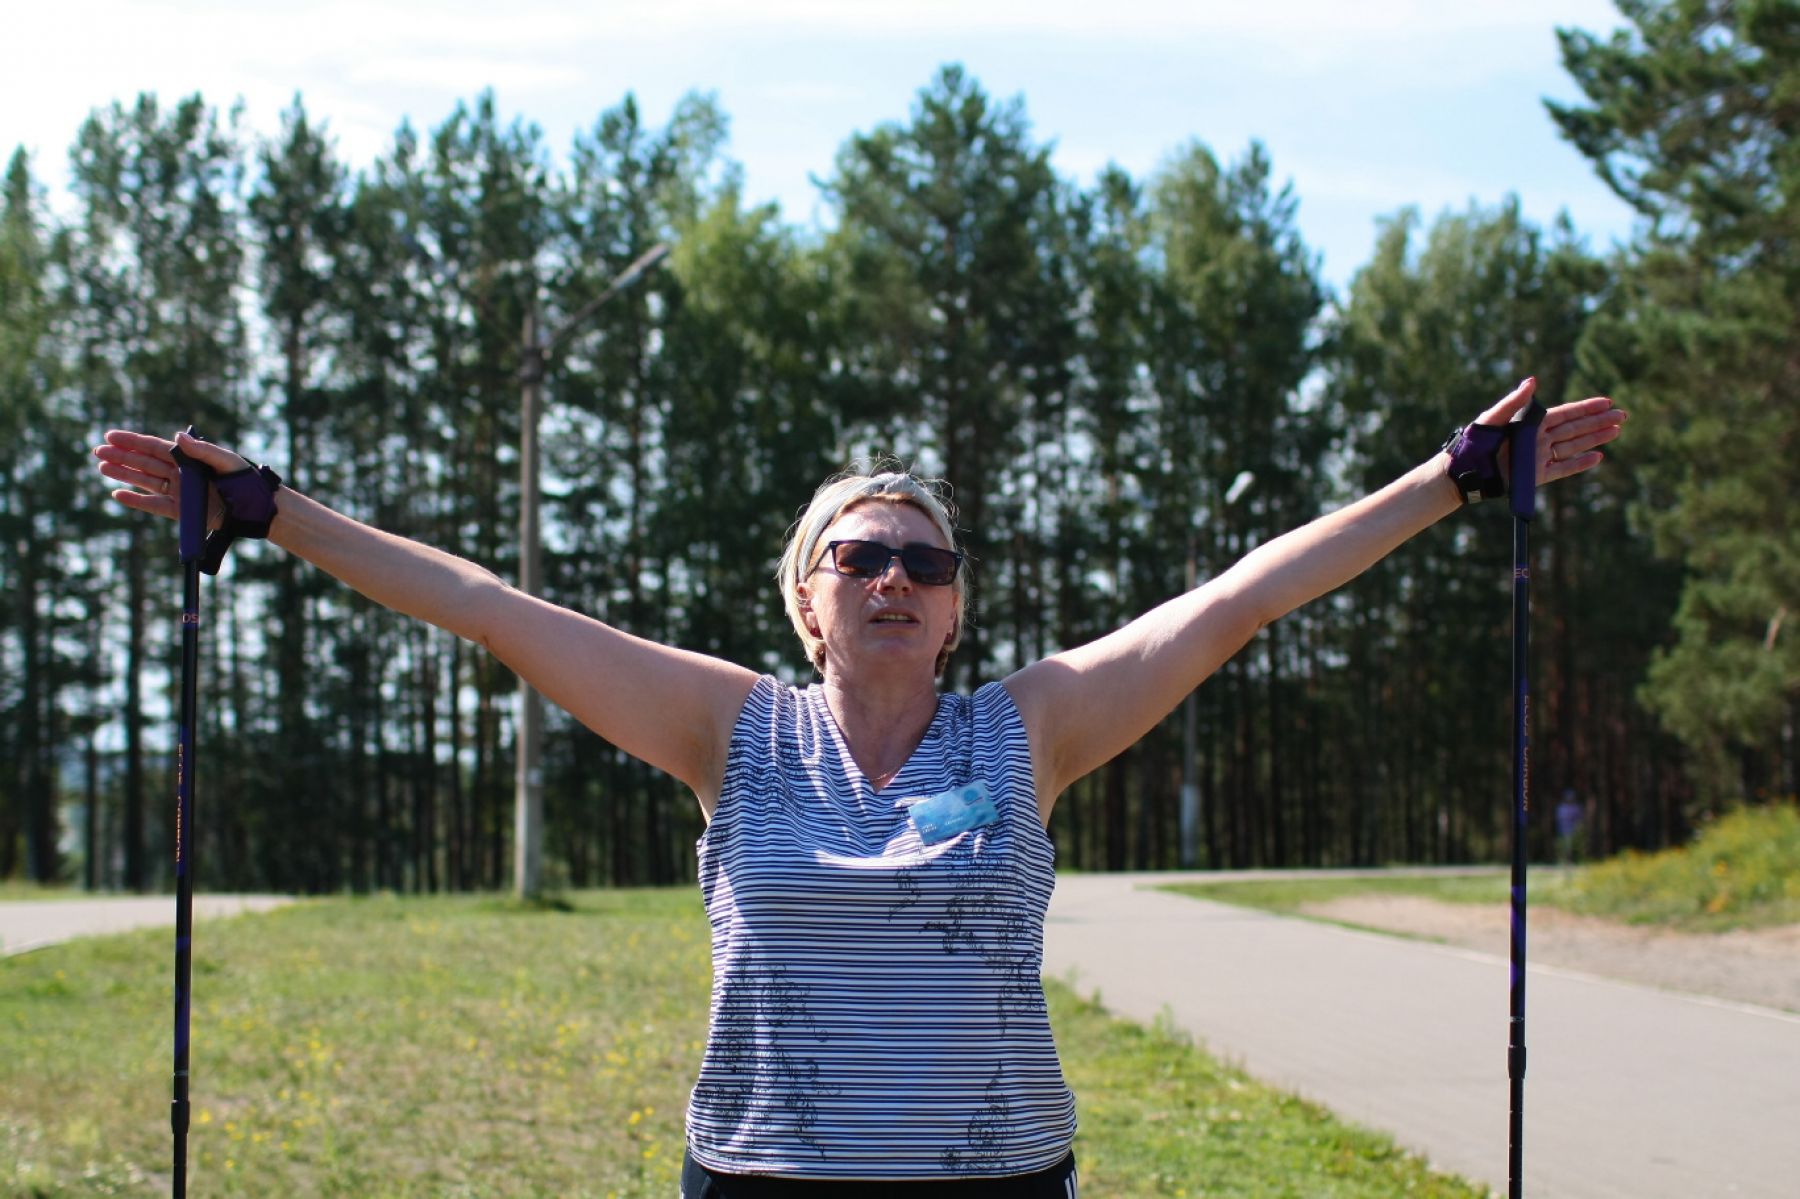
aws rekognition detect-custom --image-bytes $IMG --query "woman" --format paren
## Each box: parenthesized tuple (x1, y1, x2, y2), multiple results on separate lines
(94, 378, 1624, 1195)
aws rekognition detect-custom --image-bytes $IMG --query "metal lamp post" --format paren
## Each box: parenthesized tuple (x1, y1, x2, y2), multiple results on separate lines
(1179, 469, 1255, 869)
(513, 243, 669, 900)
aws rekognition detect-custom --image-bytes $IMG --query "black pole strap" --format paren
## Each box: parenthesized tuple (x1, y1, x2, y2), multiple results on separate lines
(168, 431, 283, 575)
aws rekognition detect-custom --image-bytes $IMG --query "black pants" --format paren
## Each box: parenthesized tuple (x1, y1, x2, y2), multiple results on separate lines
(680, 1149, 1077, 1198)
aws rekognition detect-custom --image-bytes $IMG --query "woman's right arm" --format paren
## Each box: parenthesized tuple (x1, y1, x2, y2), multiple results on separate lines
(95, 429, 759, 816)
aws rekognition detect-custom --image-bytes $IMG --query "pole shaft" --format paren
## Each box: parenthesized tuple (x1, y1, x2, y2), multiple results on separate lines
(1503, 394, 1544, 1199)
(172, 561, 200, 1197)
(1508, 518, 1530, 1199)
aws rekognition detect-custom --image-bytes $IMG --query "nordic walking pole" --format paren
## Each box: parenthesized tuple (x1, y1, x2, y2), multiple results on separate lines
(1506, 395, 1545, 1199)
(169, 427, 211, 1199)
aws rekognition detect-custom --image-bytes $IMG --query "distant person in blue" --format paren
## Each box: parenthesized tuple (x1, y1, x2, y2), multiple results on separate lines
(1556, 789, 1585, 865)
(94, 377, 1624, 1195)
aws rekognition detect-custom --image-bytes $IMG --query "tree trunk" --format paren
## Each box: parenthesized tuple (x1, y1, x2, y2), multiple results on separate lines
(123, 525, 148, 891)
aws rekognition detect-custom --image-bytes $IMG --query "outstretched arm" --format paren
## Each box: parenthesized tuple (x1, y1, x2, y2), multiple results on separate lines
(94, 429, 758, 815)
(1003, 379, 1626, 821)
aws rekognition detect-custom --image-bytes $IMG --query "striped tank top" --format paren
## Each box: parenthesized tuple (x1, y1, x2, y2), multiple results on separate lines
(687, 676, 1076, 1179)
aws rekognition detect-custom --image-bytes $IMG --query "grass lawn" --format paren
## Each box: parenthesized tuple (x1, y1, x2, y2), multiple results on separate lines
(0, 884, 92, 902)
(1160, 871, 1516, 926)
(0, 890, 1488, 1198)
(1163, 802, 1800, 934)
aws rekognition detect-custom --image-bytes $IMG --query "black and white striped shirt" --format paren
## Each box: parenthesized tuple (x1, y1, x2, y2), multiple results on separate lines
(687, 676, 1076, 1179)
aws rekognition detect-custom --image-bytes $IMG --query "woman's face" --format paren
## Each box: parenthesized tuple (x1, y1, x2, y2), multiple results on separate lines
(796, 501, 959, 680)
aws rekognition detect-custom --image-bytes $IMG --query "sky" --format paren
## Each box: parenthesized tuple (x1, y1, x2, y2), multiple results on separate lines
(3, 0, 1641, 295)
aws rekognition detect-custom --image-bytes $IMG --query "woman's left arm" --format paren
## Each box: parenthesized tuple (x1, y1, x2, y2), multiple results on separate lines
(1003, 378, 1626, 822)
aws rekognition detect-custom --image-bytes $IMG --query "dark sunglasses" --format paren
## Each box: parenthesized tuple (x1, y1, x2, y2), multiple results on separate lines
(812, 539, 963, 587)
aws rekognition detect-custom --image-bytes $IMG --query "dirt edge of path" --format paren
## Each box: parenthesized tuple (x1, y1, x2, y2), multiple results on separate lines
(1299, 894, 1800, 1014)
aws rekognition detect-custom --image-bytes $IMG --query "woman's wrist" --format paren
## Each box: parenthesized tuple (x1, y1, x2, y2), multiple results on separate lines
(1440, 421, 1510, 506)
(1432, 449, 1467, 509)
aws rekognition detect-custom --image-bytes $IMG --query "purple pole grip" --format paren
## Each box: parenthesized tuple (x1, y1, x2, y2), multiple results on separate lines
(174, 428, 210, 564)
(1508, 399, 1545, 522)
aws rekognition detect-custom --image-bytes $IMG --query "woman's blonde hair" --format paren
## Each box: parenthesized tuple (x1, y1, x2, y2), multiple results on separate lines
(778, 464, 968, 676)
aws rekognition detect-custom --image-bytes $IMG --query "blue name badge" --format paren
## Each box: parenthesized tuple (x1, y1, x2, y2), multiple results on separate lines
(906, 781, 999, 845)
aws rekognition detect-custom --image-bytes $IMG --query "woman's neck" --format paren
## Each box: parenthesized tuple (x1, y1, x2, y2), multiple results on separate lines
(821, 670, 941, 789)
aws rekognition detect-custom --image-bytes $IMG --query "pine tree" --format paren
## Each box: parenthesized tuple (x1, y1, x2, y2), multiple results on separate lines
(64, 95, 247, 891)
(1551, 0, 1800, 800)
(1138, 141, 1324, 868)
(241, 96, 352, 888)
(824, 65, 1077, 690)
(0, 149, 79, 882)
(1323, 199, 1676, 858)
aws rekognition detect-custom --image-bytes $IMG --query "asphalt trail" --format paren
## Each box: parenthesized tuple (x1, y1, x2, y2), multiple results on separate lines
(1044, 872, 1800, 1199)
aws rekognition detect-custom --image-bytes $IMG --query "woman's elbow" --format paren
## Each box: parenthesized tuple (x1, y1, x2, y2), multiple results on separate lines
(444, 569, 520, 652)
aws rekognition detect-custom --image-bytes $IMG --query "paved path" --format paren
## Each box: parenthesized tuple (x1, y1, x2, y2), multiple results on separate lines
(1044, 873, 1800, 1199)
(0, 895, 293, 956)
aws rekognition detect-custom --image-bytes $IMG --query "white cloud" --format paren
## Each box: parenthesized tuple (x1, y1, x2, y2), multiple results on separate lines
(347, 57, 583, 93)
(751, 81, 868, 105)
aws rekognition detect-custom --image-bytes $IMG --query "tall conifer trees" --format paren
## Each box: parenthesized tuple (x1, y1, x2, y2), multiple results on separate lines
(6, 39, 1782, 885)
(1552, 0, 1800, 802)
(63, 96, 246, 890)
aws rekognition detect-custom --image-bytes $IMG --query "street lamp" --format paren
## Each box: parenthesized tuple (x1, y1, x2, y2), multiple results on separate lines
(514, 243, 670, 900)
(1180, 469, 1254, 869)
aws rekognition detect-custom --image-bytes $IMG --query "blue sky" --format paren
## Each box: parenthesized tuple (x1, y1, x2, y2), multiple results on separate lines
(5, 0, 1640, 294)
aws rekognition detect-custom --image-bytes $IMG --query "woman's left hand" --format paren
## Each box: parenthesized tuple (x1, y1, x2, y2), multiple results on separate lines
(1473, 377, 1627, 486)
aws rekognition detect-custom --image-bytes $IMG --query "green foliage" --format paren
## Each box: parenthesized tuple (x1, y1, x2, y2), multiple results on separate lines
(1553, 0, 1800, 800)
(4, 52, 1761, 887)
(1322, 198, 1674, 862)
(1129, 139, 1326, 870)
(58, 92, 249, 894)
(824, 64, 1079, 690)
(1167, 804, 1800, 933)
(1550, 0, 1796, 248)
(1560, 801, 1800, 928)
(0, 148, 66, 883)
(0, 893, 1487, 1196)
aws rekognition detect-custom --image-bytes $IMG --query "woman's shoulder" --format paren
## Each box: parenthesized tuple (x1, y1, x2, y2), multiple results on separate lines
(728, 674, 833, 737)
(928, 682, 1027, 757)
(970, 678, 1024, 723)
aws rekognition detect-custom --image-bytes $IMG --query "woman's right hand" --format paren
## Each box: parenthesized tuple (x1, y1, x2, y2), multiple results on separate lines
(92, 429, 251, 529)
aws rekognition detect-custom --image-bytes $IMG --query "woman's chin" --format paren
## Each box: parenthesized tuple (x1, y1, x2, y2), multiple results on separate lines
(833, 636, 938, 675)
